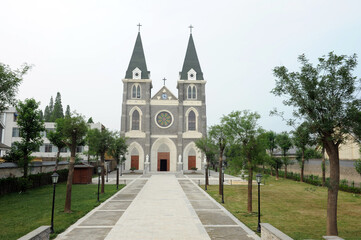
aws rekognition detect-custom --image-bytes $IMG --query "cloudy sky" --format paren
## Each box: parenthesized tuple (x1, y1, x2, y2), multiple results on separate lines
(1, 0, 361, 132)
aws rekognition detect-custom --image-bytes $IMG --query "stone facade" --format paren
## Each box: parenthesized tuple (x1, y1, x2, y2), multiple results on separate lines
(120, 32, 207, 172)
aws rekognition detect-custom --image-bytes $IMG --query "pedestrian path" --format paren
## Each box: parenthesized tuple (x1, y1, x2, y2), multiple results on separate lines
(56, 174, 259, 240)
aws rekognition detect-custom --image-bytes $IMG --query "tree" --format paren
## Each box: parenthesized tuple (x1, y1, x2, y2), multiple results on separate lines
(222, 110, 266, 213)
(56, 114, 87, 212)
(39, 110, 43, 120)
(0, 63, 31, 112)
(272, 52, 361, 235)
(87, 128, 113, 193)
(51, 92, 64, 121)
(44, 106, 51, 122)
(47, 129, 67, 171)
(209, 124, 227, 194)
(108, 132, 128, 166)
(48, 96, 54, 116)
(15, 99, 45, 178)
(65, 105, 71, 118)
(195, 136, 217, 187)
(264, 131, 277, 175)
(292, 122, 314, 182)
(87, 117, 94, 123)
(355, 159, 361, 177)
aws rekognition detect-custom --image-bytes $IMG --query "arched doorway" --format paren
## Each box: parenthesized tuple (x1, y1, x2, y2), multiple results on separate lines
(151, 138, 177, 172)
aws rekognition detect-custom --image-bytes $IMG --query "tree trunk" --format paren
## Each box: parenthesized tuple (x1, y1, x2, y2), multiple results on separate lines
(247, 163, 253, 213)
(206, 158, 209, 186)
(322, 147, 326, 187)
(23, 156, 29, 178)
(270, 167, 273, 176)
(219, 151, 223, 195)
(64, 147, 76, 213)
(284, 165, 287, 179)
(101, 154, 105, 194)
(275, 168, 279, 180)
(301, 149, 305, 182)
(324, 140, 340, 236)
(55, 151, 60, 171)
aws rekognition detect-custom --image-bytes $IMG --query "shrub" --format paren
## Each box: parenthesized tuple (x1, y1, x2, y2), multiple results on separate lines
(191, 167, 198, 171)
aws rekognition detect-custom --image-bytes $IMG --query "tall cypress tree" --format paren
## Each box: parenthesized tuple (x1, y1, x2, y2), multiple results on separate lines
(51, 92, 64, 121)
(49, 96, 54, 115)
(65, 105, 71, 118)
(44, 106, 51, 122)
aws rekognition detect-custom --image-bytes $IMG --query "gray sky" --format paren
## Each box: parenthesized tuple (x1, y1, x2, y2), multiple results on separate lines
(1, 0, 361, 132)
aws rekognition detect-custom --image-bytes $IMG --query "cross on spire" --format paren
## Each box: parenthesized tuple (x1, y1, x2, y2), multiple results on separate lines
(188, 25, 194, 34)
(137, 23, 142, 32)
(162, 77, 167, 86)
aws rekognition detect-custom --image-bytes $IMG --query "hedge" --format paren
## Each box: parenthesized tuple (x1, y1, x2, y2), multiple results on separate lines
(0, 169, 68, 195)
(258, 167, 361, 194)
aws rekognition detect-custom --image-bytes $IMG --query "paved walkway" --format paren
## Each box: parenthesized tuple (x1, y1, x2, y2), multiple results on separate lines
(56, 173, 259, 240)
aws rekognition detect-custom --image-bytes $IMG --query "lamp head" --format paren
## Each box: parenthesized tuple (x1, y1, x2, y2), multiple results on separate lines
(256, 173, 262, 184)
(98, 166, 102, 174)
(51, 172, 59, 184)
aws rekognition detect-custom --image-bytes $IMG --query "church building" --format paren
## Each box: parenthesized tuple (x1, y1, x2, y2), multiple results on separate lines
(120, 28, 207, 172)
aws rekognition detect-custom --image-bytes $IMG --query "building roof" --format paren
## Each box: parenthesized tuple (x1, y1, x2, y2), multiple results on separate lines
(125, 32, 150, 79)
(179, 34, 204, 80)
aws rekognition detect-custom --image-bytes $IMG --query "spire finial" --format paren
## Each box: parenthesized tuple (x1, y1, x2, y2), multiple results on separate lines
(137, 23, 142, 32)
(188, 24, 194, 34)
(163, 77, 167, 86)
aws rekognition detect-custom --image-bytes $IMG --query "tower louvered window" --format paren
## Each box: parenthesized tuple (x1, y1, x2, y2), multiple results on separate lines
(188, 111, 196, 131)
(132, 110, 140, 130)
(132, 84, 141, 99)
(187, 85, 197, 99)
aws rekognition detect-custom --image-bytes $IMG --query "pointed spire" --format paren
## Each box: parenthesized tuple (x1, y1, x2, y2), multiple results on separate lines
(179, 32, 204, 80)
(125, 32, 150, 79)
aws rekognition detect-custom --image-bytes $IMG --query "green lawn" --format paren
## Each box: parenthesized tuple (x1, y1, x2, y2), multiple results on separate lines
(204, 176, 361, 240)
(0, 183, 123, 240)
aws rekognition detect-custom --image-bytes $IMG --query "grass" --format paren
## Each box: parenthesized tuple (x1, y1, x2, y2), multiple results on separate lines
(204, 175, 361, 240)
(0, 183, 123, 240)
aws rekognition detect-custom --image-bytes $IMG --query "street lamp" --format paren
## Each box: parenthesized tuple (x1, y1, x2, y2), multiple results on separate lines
(256, 173, 262, 233)
(221, 155, 226, 204)
(106, 162, 109, 183)
(97, 166, 101, 202)
(50, 172, 59, 233)
(204, 160, 208, 191)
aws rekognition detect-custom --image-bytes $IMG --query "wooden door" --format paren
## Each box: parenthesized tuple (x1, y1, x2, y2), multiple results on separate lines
(188, 156, 196, 170)
(131, 155, 139, 170)
(157, 152, 170, 171)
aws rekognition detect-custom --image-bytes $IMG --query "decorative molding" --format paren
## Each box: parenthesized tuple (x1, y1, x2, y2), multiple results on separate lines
(151, 135, 177, 139)
(154, 110, 175, 129)
(183, 101, 202, 106)
(182, 131, 203, 138)
(122, 79, 152, 83)
(150, 100, 179, 106)
(178, 80, 207, 84)
(125, 131, 146, 138)
(127, 100, 146, 105)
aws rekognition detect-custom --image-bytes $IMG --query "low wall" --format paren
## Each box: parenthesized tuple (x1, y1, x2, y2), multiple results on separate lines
(284, 160, 361, 185)
(260, 223, 293, 240)
(18, 226, 50, 240)
(0, 161, 68, 179)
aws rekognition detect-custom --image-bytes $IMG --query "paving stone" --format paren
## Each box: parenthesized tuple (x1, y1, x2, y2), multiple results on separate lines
(196, 210, 237, 225)
(190, 200, 220, 210)
(121, 188, 142, 194)
(79, 211, 124, 226)
(112, 193, 137, 200)
(205, 226, 252, 240)
(99, 201, 132, 210)
(185, 192, 209, 200)
(62, 228, 112, 240)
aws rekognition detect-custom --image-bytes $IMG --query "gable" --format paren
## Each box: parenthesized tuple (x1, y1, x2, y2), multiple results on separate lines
(151, 86, 178, 100)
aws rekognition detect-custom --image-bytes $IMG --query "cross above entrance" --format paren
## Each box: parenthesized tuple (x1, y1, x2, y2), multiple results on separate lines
(163, 77, 167, 86)
(137, 23, 142, 32)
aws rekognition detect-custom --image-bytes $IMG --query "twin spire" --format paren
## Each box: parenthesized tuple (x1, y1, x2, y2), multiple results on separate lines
(125, 25, 203, 80)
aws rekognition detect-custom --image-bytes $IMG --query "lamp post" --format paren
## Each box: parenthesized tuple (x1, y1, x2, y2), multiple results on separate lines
(106, 162, 109, 183)
(204, 160, 208, 190)
(50, 172, 59, 234)
(256, 173, 262, 233)
(221, 155, 226, 204)
(97, 166, 101, 202)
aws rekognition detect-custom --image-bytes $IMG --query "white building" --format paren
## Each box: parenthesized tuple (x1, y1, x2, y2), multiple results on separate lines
(1, 107, 103, 161)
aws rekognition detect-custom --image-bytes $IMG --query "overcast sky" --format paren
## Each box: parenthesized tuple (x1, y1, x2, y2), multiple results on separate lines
(1, 0, 361, 132)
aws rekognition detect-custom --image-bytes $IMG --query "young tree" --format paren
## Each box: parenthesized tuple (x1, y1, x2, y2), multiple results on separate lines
(65, 105, 71, 118)
(47, 129, 67, 171)
(276, 132, 293, 179)
(39, 110, 43, 120)
(44, 105, 51, 122)
(0, 63, 31, 112)
(56, 114, 87, 212)
(15, 99, 45, 178)
(265, 131, 277, 175)
(51, 92, 64, 121)
(292, 122, 314, 182)
(87, 128, 113, 193)
(48, 96, 54, 117)
(272, 52, 361, 235)
(222, 110, 266, 213)
(195, 136, 217, 187)
(108, 132, 128, 169)
(209, 124, 227, 194)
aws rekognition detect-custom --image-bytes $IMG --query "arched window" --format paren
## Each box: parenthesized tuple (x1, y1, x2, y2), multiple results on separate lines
(188, 110, 196, 131)
(132, 110, 140, 130)
(132, 84, 141, 99)
(187, 85, 197, 99)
